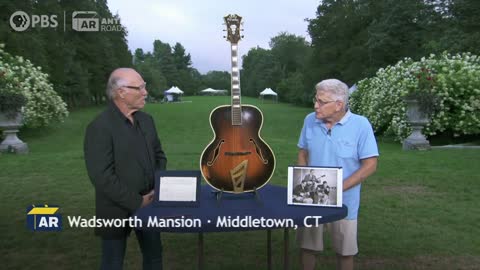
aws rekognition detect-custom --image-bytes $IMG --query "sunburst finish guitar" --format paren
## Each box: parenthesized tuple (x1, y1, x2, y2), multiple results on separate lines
(200, 14, 276, 193)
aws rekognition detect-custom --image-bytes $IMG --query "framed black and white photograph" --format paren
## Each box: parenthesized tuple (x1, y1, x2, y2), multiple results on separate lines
(287, 166, 343, 207)
(154, 170, 201, 207)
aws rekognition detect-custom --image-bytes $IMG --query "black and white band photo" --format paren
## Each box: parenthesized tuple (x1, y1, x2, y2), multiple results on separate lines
(287, 166, 343, 207)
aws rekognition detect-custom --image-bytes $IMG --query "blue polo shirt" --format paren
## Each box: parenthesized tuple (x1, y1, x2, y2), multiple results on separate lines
(298, 111, 379, 219)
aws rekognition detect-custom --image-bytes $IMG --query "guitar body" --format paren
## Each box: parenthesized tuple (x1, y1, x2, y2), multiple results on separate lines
(200, 14, 275, 193)
(200, 105, 275, 193)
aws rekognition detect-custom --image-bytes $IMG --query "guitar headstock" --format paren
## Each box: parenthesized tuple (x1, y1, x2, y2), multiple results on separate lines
(223, 14, 243, 43)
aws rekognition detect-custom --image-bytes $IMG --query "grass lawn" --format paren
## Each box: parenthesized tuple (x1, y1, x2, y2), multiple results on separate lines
(1, 96, 479, 270)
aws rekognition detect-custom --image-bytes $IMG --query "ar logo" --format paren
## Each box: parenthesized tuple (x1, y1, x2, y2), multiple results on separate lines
(26, 204, 62, 231)
(72, 11, 99, 32)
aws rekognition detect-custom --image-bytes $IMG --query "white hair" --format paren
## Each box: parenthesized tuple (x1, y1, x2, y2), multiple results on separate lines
(315, 79, 349, 105)
(106, 68, 131, 100)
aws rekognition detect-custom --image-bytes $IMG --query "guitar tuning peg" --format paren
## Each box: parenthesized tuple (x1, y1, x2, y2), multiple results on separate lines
(223, 36, 226, 38)
(241, 35, 244, 38)
(222, 29, 226, 31)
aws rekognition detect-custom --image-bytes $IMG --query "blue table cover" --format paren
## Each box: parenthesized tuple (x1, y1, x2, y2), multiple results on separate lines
(134, 184, 347, 233)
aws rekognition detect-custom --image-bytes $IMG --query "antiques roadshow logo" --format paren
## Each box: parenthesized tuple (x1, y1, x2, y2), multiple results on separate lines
(26, 204, 62, 231)
(9, 10, 124, 32)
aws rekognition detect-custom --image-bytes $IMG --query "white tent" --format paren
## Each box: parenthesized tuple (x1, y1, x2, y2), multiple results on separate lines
(165, 86, 184, 94)
(259, 88, 278, 103)
(163, 86, 184, 102)
(348, 84, 357, 94)
(200, 88, 228, 95)
(200, 88, 217, 95)
(260, 88, 278, 96)
(200, 88, 216, 93)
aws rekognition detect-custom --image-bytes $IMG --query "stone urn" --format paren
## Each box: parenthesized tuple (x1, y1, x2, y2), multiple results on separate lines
(0, 112, 28, 154)
(402, 98, 431, 150)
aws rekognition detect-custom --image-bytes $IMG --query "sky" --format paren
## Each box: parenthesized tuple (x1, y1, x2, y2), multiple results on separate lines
(107, 0, 320, 74)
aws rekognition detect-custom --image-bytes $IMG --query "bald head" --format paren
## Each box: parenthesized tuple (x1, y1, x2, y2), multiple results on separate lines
(106, 68, 140, 100)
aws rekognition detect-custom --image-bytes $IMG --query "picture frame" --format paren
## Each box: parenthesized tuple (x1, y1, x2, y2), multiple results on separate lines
(287, 166, 343, 207)
(154, 170, 201, 207)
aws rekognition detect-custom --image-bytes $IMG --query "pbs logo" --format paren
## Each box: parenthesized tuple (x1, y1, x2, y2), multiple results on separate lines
(10, 11, 58, 32)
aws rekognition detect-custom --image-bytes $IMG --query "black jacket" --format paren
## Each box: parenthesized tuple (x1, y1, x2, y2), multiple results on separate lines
(84, 102, 167, 238)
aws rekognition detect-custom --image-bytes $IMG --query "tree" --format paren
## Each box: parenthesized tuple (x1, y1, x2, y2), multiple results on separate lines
(307, 0, 372, 85)
(0, 0, 132, 107)
(365, 0, 427, 72)
(134, 40, 203, 96)
(172, 42, 192, 70)
(134, 48, 146, 64)
(202, 71, 230, 91)
(135, 56, 167, 100)
(241, 47, 282, 97)
(277, 72, 306, 104)
(269, 32, 311, 77)
(306, 0, 436, 87)
(448, 0, 480, 54)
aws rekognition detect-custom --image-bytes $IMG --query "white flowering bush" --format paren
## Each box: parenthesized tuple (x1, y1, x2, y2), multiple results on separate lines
(0, 44, 68, 127)
(350, 52, 480, 141)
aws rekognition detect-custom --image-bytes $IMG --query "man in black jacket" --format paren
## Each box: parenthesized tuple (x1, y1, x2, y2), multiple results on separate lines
(84, 68, 167, 270)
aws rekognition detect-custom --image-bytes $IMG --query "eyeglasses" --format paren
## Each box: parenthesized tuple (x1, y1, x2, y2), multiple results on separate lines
(121, 82, 147, 91)
(312, 97, 336, 106)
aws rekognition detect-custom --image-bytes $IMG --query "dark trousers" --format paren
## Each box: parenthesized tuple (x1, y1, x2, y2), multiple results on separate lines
(100, 230, 162, 270)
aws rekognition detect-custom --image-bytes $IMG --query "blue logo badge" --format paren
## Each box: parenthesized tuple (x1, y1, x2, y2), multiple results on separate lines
(26, 204, 62, 231)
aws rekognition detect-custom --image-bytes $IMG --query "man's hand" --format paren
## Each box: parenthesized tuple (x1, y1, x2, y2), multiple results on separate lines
(141, 190, 155, 208)
(343, 157, 378, 191)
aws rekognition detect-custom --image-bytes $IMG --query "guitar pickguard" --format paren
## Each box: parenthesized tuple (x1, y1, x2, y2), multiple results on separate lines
(230, 160, 248, 192)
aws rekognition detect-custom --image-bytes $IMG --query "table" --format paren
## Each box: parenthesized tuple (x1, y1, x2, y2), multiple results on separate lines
(135, 184, 347, 269)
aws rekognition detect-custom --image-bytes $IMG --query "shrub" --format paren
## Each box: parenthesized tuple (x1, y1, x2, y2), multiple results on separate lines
(0, 44, 68, 127)
(350, 52, 480, 140)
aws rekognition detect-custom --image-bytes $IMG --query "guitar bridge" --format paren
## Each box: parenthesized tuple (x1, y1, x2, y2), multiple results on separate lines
(224, 151, 251, 156)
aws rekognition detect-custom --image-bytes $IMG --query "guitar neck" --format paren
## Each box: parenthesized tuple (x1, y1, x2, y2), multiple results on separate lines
(231, 42, 242, 125)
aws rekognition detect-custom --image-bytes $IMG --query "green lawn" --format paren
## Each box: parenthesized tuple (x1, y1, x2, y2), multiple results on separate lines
(1, 96, 479, 270)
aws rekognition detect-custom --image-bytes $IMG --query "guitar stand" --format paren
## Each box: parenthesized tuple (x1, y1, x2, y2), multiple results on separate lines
(212, 187, 263, 205)
(213, 189, 224, 204)
(252, 187, 263, 205)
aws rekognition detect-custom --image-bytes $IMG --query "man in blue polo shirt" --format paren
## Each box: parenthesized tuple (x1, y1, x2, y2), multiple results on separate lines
(296, 79, 379, 270)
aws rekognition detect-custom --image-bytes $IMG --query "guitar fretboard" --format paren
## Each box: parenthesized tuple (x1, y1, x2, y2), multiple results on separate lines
(231, 43, 242, 125)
